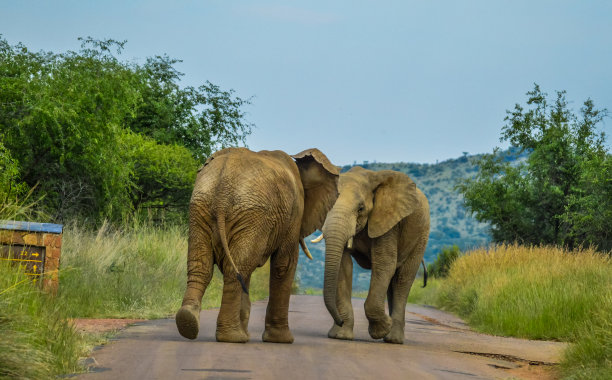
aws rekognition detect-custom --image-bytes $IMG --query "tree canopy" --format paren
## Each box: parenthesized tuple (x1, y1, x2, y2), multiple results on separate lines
(0, 36, 253, 223)
(457, 84, 611, 252)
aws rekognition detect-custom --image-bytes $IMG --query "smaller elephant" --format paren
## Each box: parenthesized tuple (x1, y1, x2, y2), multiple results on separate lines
(176, 147, 338, 343)
(320, 166, 430, 344)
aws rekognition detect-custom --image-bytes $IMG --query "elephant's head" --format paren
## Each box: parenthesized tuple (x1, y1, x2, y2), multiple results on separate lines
(292, 149, 340, 239)
(321, 167, 419, 326)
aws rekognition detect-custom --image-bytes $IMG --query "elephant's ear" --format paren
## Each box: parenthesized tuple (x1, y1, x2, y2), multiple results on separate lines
(368, 170, 419, 238)
(292, 148, 339, 238)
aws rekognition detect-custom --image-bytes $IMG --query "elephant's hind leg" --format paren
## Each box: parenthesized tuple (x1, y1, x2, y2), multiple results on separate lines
(262, 241, 298, 343)
(176, 227, 214, 340)
(216, 272, 250, 343)
(328, 251, 355, 340)
(240, 275, 252, 339)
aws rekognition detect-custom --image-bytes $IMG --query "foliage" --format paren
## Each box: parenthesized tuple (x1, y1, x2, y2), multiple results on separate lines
(0, 36, 253, 224)
(562, 308, 612, 380)
(0, 262, 85, 378)
(0, 139, 26, 202)
(427, 245, 462, 278)
(130, 55, 253, 161)
(123, 132, 198, 220)
(456, 84, 611, 251)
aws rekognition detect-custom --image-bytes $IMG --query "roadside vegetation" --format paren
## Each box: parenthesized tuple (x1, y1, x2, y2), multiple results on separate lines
(1, 259, 83, 378)
(409, 245, 611, 379)
(58, 223, 270, 318)
(411, 86, 612, 379)
(0, 222, 271, 378)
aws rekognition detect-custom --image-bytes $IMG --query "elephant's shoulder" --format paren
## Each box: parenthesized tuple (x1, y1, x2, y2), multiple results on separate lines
(200, 147, 253, 171)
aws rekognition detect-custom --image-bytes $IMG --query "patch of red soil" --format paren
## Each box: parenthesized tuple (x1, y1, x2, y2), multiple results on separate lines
(71, 319, 145, 334)
(505, 364, 559, 380)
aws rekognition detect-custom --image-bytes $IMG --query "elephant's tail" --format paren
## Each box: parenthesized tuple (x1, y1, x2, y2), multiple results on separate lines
(217, 213, 249, 295)
(421, 259, 428, 288)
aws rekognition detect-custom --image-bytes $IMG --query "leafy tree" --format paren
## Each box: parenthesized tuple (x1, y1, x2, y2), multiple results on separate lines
(123, 132, 198, 212)
(457, 84, 611, 251)
(1, 37, 139, 221)
(130, 55, 253, 161)
(0, 36, 253, 223)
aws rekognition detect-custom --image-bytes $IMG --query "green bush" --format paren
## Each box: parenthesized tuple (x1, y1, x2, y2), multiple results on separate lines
(427, 245, 462, 278)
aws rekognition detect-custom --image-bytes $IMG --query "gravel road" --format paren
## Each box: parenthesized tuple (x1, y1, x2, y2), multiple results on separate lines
(76, 295, 566, 379)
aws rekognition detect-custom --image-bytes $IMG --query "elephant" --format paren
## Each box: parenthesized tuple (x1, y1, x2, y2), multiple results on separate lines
(319, 166, 430, 344)
(175, 147, 339, 344)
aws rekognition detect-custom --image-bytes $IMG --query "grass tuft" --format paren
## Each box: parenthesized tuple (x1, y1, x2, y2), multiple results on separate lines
(0, 262, 84, 378)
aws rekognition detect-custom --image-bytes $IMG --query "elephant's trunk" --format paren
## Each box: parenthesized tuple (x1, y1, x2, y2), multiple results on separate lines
(322, 209, 355, 327)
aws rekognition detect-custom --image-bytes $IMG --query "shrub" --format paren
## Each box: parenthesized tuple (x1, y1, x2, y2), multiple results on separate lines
(427, 245, 462, 278)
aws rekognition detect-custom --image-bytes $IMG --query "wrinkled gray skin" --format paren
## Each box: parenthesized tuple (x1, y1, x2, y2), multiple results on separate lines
(321, 166, 430, 344)
(176, 147, 338, 343)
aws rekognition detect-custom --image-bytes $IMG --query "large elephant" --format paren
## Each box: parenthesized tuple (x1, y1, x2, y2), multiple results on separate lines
(320, 166, 429, 344)
(176, 147, 338, 343)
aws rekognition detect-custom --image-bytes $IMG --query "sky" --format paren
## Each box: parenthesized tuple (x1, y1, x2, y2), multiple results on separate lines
(2, 0, 611, 165)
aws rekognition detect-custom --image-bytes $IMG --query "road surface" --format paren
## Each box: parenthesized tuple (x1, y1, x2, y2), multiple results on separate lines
(76, 295, 566, 379)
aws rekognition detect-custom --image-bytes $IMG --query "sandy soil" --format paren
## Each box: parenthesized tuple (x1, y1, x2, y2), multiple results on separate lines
(71, 319, 145, 334)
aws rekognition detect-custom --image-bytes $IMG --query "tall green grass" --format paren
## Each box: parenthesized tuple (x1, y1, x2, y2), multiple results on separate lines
(0, 262, 85, 378)
(59, 222, 270, 318)
(409, 244, 611, 379)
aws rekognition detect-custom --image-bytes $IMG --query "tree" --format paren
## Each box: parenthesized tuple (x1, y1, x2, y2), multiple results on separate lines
(123, 131, 198, 213)
(0, 36, 253, 223)
(129, 55, 253, 161)
(456, 84, 611, 251)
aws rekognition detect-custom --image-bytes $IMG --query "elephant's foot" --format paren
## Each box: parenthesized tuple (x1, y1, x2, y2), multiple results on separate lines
(383, 321, 405, 344)
(262, 325, 294, 343)
(216, 327, 249, 343)
(328, 323, 354, 340)
(175, 304, 201, 340)
(368, 315, 393, 340)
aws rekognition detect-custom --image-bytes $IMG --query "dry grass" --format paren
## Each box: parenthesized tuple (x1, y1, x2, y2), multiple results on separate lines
(409, 244, 611, 379)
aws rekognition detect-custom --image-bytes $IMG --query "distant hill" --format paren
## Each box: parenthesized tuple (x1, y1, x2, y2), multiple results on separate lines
(296, 148, 527, 291)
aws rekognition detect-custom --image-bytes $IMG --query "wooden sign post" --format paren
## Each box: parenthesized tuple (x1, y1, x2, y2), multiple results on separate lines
(0, 221, 63, 294)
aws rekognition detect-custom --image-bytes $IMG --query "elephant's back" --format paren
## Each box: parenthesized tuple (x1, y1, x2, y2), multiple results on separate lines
(192, 149, 302, 221)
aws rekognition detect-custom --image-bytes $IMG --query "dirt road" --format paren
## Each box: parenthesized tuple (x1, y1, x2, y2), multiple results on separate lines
(76, 295, 566, 379)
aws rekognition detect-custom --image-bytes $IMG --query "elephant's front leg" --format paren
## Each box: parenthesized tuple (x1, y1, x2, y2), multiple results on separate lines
(328, 251, 355, 340)
(384, 255, 421, 344)
(216, 271, 250, 343)
(364, 229, 398, 340)
(262, 242, 298, 343)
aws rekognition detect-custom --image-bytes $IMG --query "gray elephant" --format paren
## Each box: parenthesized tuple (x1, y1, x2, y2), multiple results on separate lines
(176, 147, 338, 343)
(319, 166, 429, 344)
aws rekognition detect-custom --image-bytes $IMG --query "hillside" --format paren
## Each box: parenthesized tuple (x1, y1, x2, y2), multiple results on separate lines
(296, 148, 527, 291)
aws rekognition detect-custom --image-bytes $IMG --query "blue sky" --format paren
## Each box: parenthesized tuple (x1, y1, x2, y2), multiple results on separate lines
(2, 0, 611, 165)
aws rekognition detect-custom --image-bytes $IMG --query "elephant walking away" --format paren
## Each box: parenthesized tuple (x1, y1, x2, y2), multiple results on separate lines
(176, 147, 338, 343)
(320, 166, 429, 344)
